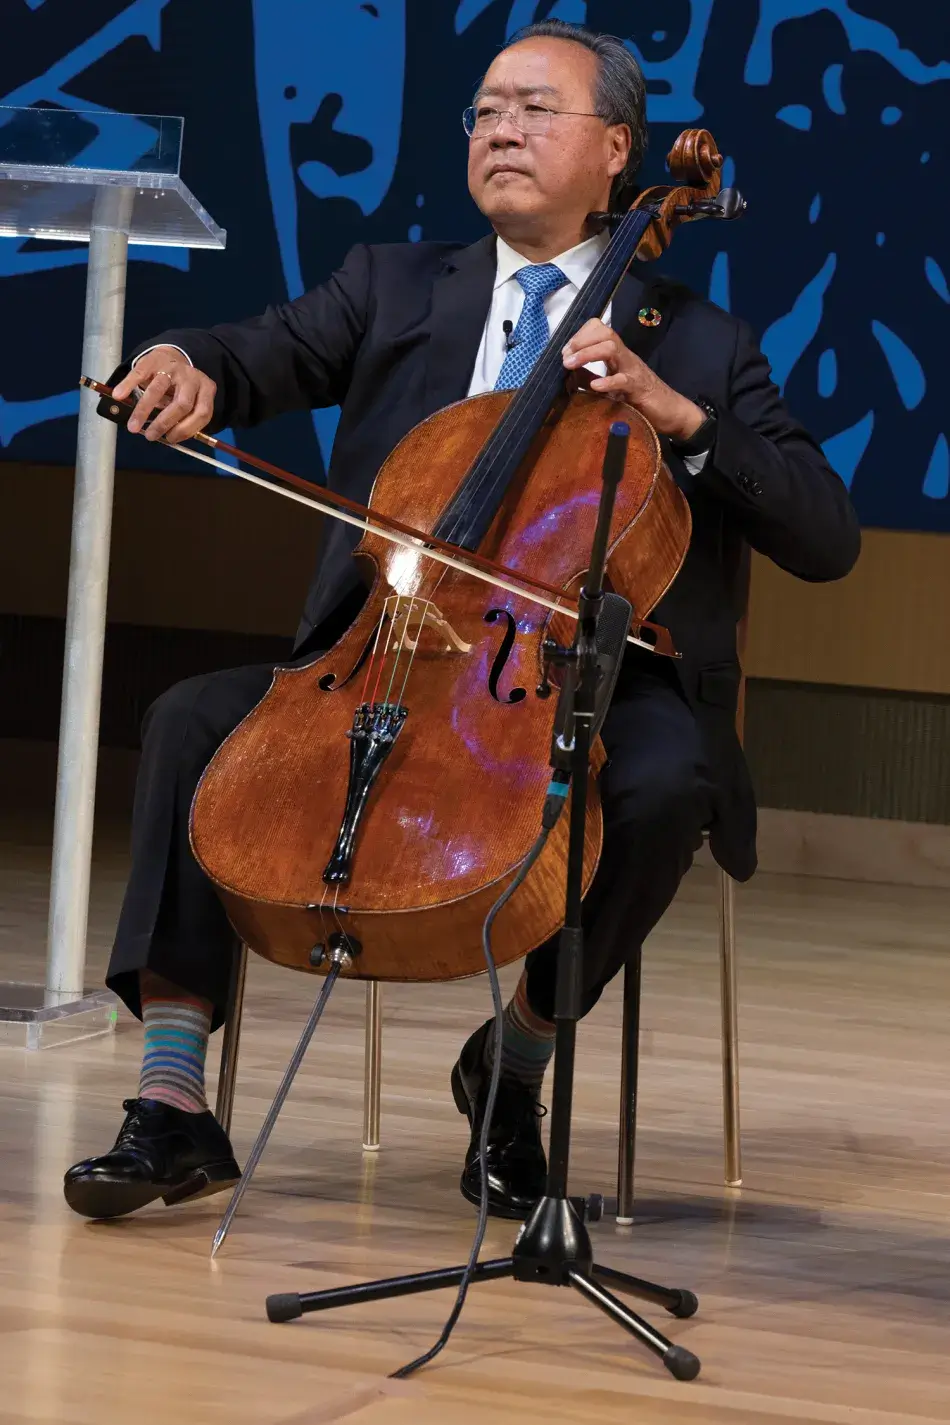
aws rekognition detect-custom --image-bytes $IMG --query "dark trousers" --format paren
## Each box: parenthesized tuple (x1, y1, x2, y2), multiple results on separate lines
(106, 656, 712, 1031)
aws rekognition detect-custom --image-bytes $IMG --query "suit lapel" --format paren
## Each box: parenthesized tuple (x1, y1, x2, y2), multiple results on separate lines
(610, 267, 667, 367)
(611, 267, 692, 492)
(422, 233, 497, 418)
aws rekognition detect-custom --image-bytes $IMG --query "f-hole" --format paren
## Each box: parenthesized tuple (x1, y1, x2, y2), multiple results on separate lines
(315, 619, 381, 693)
(484, 609, 526, 705)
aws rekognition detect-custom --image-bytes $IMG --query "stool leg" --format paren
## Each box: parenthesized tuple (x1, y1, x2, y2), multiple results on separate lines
(215, 942, 248, 1136)
(718, 869, 742, 1187)
(362, 981, 382, 1152)
(616, 946, 643, 1225)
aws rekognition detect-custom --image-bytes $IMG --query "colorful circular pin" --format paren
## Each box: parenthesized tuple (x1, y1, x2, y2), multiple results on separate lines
(638, 306, 662, 328)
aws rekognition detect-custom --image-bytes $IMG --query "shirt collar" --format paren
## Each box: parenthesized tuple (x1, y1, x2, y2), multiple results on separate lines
(493, 231, 610, 292)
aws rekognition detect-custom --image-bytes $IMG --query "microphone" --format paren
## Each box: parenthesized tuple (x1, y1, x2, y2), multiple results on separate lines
(502, 319, 518, 353)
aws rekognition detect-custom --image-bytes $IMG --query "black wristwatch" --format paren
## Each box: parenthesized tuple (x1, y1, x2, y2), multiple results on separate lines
(671, 396, 718, 458)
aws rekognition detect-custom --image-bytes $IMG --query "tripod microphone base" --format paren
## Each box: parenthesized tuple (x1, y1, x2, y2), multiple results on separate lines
(512, 1192, 592, 1282)
(265, 1200, 701, 1380)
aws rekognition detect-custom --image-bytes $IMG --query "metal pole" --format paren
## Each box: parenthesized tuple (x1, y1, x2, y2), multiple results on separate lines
(616, 948, 642, 1225)
(215, 943, 249, 1135)
(718, 869, 742, 1187)
(362, 981, 382, 1151)
(44, 185, 134, 1003)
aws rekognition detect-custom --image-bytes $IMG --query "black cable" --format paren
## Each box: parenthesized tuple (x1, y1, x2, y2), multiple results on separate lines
(389, 774, 570, 1379)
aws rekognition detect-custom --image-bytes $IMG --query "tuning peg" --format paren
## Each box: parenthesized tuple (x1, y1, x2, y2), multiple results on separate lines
(714, 187, 747, 220)
(674, 187, 747, 221)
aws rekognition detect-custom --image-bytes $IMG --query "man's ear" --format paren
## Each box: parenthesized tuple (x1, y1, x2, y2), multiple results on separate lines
(607, 123, 631, 179)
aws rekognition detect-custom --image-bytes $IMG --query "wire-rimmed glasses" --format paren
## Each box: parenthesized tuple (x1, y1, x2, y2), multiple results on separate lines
(462, 103, 602, 138)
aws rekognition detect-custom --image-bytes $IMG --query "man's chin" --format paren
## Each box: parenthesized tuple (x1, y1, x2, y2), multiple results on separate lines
(476, 193, 545, 227)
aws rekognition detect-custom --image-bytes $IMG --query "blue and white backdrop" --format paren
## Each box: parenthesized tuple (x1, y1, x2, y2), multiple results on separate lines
(2, 0, 948, 530)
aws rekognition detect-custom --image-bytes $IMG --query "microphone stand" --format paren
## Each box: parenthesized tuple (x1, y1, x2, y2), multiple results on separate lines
(263, 422, 701, 1383)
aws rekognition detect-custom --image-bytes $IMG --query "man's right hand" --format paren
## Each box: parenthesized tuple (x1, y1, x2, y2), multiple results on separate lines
(112, 347, 217, 444)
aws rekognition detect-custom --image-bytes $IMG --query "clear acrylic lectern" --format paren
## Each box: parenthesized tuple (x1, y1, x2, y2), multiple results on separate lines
(0, 107, 226, 1047)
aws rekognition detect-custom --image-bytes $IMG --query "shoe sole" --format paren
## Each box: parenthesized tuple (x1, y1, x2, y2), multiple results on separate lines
(64, 1159, 241, 1220)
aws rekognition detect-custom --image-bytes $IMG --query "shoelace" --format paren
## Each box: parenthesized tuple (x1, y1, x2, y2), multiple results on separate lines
(483, 1080, 548, 1146)
(114, 1098, 160, 1158)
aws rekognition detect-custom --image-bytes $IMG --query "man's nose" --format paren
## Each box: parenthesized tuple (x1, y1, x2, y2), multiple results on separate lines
(489, 115, 526, 146)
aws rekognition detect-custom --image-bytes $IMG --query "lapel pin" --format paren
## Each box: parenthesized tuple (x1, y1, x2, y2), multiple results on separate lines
(638, 306, 662, 328)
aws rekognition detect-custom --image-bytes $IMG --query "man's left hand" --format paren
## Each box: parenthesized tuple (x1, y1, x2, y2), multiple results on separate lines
(562, 319, 704, 444)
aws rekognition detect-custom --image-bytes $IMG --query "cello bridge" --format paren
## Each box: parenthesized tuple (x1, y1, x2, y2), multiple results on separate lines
(384, 596, 471, 654)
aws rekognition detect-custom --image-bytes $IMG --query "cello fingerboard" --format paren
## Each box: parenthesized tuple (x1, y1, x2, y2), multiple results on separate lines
(433, 204, 657, 553)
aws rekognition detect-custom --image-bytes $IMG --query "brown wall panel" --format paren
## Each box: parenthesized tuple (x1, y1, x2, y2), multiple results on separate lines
(0, 462, 317, 636)
(746, 531, 950, 694)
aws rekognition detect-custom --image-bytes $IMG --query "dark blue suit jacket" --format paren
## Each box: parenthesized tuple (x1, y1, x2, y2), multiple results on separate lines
(125, 234, 861, 879)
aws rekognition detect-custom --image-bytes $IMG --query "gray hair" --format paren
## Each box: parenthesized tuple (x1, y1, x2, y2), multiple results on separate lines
(504, 19, 648, 208)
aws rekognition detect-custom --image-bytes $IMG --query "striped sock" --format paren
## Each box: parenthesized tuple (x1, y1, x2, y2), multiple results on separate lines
(485, 970, 557, 1096)
(138, 971, 212, 1114)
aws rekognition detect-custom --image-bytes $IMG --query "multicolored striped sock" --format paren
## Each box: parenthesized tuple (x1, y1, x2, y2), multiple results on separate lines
(138, 971, 212, 1114)
(485, 970, 557, 1096)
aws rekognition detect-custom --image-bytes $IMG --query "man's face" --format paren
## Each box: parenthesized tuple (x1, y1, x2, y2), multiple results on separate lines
(467, 38, 628, 235)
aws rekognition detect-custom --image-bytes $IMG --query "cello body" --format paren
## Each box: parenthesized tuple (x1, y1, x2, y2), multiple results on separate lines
(190, 392, 689, 981)
(183, 128, 736, 984)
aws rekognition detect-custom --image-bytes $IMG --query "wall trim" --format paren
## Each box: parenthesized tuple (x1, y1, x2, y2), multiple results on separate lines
(697, 808, 950, 889)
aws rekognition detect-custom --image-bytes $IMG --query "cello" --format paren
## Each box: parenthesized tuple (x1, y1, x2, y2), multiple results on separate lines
(90, 129, 742, 989)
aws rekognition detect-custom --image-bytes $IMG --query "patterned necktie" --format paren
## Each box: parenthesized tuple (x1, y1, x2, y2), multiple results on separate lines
(493, 263, 569, 390)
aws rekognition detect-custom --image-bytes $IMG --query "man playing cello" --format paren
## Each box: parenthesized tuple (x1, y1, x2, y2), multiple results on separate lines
(65, 20, 859, 1221)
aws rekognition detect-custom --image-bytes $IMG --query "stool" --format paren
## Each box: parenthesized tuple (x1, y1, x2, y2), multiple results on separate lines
(616, 853, 741, 1224)
(616, 590, 750, 1221)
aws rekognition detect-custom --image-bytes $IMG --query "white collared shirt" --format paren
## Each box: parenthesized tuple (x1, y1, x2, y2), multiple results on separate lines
(467, 231, 612, 395)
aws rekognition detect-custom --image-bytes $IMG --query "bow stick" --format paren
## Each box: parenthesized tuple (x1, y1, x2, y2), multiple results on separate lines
(80, 377, 676, 657)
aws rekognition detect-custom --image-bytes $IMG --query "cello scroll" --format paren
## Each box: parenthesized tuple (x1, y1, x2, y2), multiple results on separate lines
(590, 128, 746, 262)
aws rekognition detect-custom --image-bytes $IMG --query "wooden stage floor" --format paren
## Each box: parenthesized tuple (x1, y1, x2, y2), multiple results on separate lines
(1, 823, 949, 1424)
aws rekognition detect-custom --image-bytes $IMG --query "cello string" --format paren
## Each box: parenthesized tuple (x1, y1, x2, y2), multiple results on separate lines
(380, 590, 423, 708)
(382, 552, 454, 709)
(330, 883, 348, 947)
(359, 597, 394, 706)
(370, 593, 405, 707)
(381, 593, 412, 707)
(394, 596, 438, 710)
(435, 249, 620, 543)
(436, 210, 649, 550)
(469, 210, 647, 513)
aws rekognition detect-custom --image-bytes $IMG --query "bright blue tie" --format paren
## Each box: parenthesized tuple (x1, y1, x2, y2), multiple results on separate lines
(493, 263, 569, 390)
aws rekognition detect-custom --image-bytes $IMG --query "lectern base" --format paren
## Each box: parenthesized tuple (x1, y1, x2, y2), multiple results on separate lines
(0, 985, 117, 1050)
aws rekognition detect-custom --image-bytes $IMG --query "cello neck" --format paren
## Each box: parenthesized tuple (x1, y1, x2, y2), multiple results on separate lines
(434, 204, 657, 553)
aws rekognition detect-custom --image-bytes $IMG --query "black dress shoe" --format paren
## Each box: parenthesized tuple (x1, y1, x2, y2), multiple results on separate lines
(63, 1098, 241, 1220)
(451, 1019, 548, 1220)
